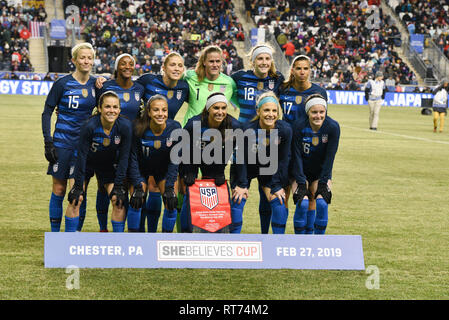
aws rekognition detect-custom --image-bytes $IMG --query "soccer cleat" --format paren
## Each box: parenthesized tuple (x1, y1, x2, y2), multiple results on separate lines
(99, 229, 108, 232)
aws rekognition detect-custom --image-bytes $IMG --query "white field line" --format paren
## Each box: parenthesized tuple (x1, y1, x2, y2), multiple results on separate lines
(341, 125, 449, 145)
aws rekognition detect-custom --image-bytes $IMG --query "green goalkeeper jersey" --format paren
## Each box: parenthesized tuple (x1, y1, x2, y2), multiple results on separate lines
(182, 69, 239, 126)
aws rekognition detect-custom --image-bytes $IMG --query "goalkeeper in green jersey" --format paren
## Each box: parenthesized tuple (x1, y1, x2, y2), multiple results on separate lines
(182, 45, 239, 126)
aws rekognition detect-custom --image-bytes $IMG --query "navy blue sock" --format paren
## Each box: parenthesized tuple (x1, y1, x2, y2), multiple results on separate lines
(146, 192, 162, 232)
(127, 207, 141, 232)
(65, 216, 79, 232)
(49, 193, 64, 232)
(230, 198, 246, 233)
(270, 198, 288, 234)
(76, 198, 87, 231)
(305, 209, 316, 234)
(96, 190, 110, 231)
(293, 198, 309, 234)
(314, 198, 328, 234)
(180, 194, 191, 233)
(111, 220, 125, 232)
(259, 191, 272, 234)
(162, 208, 177, 232)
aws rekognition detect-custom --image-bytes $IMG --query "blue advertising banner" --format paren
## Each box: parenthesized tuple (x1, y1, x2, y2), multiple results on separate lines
(326, 90, 433, 107)
(50, 19, 66, 40)
(44, 233, 365, 270)
(0, 81, 432, 108)
(410, 34, 424, 54)
(0, 80, 53, 95)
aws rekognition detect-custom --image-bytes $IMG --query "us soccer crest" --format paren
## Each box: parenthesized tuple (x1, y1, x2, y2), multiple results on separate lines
(268, 79, 275, 90)
(135, 92, 140, 101)
(176, 90, 182, 100)
(200, 186, 219, 210)
(322, 134, 328, 143)
(114, 136, 121, 144)
(166, 138, 173, 147)
(167, 90, 173, 99)
(123, 92, 130, 102)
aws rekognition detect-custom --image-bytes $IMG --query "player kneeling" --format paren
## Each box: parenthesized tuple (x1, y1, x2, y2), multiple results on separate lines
(289, 94, 340, 234)
(66, 91, 133, 232)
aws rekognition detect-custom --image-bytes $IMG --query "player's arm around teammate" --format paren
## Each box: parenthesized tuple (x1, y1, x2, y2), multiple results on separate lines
(92, 53, 145, 232)
(41, 42, 97, 232)
(290, 94, 340, 235)
(66, 91, 133, 232)
(231, 43, 284, 123)
(128, 95, 181, 232)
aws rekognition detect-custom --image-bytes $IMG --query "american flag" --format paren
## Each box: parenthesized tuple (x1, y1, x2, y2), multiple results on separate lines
(29, 21, 46, 38)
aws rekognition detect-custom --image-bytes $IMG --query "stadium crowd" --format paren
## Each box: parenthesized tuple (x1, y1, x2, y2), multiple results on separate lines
(248, 0, 417, 90)
(0, 1, 47, 72)
(389, 0, 449, 60)
(66, 0, 245, 76)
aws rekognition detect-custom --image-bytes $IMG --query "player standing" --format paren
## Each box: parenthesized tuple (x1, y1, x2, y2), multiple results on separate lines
(42, 42, 97, 232)
(231, 44, 284, 123)
(290, 94, 340, 235)
(279, 55, 328, 125)
(182, 45, 239, 126)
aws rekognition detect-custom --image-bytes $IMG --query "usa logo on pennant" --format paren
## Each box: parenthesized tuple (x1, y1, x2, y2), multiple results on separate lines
(200, 187, 219, 210)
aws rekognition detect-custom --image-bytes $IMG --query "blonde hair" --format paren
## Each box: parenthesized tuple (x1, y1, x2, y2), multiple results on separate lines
(71, 42, 95, 60)
(195, 45, 223, 82)
(248, 43, 279, 78)
(252, 91, 282, 121)
(161, 52, 185, 77)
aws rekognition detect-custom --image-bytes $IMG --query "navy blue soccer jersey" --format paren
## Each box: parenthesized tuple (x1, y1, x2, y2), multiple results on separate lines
(136, 73, 189, 120)
(73, 115, 133, 188)
(231, 69, 284, 123)
(129, 119, 182, 188)
(279, 83, 328, 125)
(239, 119, 292, 192)
(183, 114, 244, 184)
(290, 116, 340, 185)
(42, 74, 97, 149)
(97, 79, 144, 121)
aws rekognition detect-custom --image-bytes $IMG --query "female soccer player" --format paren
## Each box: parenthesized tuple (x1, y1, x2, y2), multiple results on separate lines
(93, 53, 145, 232)
(230, 91, 292, 234)
(65, 91, 134, 232)
(231, 43, 285, 123)
(290, 94, 340, 235)
(136, 52, 189, 120)
(180, 92, 244, 232)
(42, 42, 97, 232)
(182, 45, 239, 126)
(136, 52, 189, 232)
(279, 55, 328, 124)
(128, 94, 182, 232)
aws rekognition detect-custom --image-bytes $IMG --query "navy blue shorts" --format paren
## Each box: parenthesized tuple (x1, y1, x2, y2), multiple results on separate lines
(46, 147, 76, 180)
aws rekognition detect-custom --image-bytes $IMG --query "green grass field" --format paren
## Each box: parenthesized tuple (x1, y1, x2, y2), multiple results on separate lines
(0, 94, 448, 300)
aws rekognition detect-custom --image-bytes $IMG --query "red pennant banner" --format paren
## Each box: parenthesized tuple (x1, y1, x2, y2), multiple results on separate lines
(188, 179, 231, 233)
